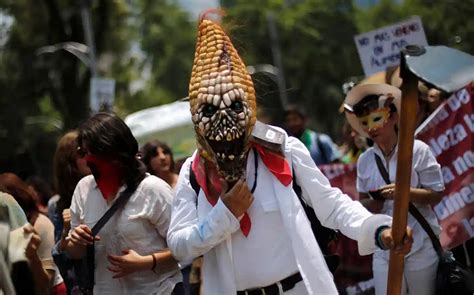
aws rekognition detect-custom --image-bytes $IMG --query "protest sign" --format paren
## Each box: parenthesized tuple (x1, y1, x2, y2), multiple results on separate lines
(416, 85, 474, 249)
(90, 77, 116, 113)
(354, 16, 428, 76)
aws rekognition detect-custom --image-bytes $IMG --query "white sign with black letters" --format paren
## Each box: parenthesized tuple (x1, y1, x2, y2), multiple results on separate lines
(90, 77, 115, 113)
(354, 16, 428, 76)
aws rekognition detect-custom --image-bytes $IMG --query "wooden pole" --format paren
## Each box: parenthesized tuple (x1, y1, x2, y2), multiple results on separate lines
(386, 62, 419, 295)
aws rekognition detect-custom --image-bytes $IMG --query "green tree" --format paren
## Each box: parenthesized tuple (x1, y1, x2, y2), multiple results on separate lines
(222, 0, 361, 136)
(116, 0, 196, 113)
(0, 0, 133, 177)
(0, 0, 197, 178)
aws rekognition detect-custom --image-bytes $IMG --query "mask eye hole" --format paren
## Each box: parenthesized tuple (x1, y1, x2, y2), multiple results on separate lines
(373, 116, 382, 122)
(202, 104, 217, 117)
(361, 120, 368, 126)
(230, 101, 243, 112)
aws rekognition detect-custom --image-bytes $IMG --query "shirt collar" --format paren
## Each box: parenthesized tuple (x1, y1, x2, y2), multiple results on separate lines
(373, 142, 399, 161)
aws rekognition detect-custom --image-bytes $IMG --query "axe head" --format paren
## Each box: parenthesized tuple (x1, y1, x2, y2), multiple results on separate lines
(399, 45, 474, 93)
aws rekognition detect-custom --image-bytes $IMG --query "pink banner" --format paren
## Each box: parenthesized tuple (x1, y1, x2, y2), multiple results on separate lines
(416, 84, 473, 249)
(320, 164, 375, 293)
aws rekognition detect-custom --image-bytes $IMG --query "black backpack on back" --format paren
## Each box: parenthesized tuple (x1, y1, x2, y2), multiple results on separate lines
(188, 158, 340, 273)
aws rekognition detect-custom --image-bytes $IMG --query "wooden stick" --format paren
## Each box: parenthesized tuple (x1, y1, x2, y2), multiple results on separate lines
(386, 67, 419, 295)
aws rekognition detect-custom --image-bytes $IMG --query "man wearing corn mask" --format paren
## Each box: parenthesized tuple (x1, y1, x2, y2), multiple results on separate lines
(168, 16, 413, 295)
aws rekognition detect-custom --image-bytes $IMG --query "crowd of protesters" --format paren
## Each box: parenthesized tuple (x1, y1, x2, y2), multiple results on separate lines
(0, 77, 456, 295)
(0, 11, 466, 292)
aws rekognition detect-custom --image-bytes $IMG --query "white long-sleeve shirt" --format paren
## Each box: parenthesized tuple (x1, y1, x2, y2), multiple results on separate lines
(168, 130, 392, 294)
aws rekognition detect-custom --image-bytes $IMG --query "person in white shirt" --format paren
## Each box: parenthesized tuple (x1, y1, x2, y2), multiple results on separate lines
(344, 83, 444, 295)
(65, 113, 182, 294)
(167, 17, 413, 295)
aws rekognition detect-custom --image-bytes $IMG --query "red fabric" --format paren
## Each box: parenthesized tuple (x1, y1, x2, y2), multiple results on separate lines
(252, 143, 292, 186)
(191, 155, 220, 206)
(53, 282, 67, 295)
(191, 145, 292, 237)
(192, 154, 251, 236)
(85, 155, 123, 199)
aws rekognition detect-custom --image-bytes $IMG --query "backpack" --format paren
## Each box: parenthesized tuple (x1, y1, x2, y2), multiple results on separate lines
(188, 154, 340, 273)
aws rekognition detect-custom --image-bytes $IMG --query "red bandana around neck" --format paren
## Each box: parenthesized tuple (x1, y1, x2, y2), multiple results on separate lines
(191, 144, 292, 237)
(252, 143, 292, 186)
(85, 155, 124, 200)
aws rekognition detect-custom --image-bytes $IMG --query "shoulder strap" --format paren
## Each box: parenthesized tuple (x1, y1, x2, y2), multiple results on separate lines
(91, 182, 139, 236)
(373, 154, 443, 257)
(315, 133, 328, 164)
(189, 163, 200, 196)
(407, 202, 443, 256)
(374, 154, 391, 184)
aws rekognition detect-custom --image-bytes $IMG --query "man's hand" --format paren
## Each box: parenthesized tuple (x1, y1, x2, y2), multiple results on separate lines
(379, 183, 396, 200)
(69, 224, 100, 246)
(221, 178, 254, 218)
(381, 226, 413, 255)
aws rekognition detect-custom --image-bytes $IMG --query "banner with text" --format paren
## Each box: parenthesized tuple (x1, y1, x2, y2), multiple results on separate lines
(416, 84, 474, 249)
(354, 16, 428, 76)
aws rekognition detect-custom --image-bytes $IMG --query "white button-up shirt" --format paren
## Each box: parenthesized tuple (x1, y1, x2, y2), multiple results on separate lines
(70, 174, 181, 294)
(168, 130, 392, 295)
(357, 139, 444, 270)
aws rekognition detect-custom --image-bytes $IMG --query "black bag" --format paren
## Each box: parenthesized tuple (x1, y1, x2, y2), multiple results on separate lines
(189, 150, 339, 273)
(73, 183, 139, 294)
(436, 251, 474, 295)
(374, 154, 474, 295)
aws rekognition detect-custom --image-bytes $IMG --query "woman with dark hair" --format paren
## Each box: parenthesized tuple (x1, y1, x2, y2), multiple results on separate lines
(141, 140, 179, 188)
(344, 84, 444, 295)
(0, 173, 64, 295)
(64, 113, 182, 294)
(26, 176, 53, 215)
(49, 130, 91, 294)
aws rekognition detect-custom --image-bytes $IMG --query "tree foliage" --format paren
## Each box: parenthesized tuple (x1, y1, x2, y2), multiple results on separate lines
(115, 0, 196, 113)
(0, 0, 198, 178)
(223, 0, 360, 135)
(0, 0, 473, 178)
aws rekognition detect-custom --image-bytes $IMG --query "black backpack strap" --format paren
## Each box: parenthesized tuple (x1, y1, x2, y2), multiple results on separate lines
(315, 133, 328, 164)
(373, 154, 443, 257)
(189, 162, 200, 197)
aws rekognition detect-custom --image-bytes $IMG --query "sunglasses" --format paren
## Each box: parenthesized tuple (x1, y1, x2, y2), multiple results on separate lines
(76, 146, 90, 158)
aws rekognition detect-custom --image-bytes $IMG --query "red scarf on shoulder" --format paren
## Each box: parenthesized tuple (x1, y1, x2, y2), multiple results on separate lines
(191, 143, 292, 237)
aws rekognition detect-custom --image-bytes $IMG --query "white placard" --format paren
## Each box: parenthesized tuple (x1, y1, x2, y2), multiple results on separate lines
(354, 16, 428, 76)
(90, 77, 115, 113)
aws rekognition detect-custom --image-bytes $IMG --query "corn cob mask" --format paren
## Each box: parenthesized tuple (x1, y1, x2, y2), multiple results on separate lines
(189, 18, 257, 183)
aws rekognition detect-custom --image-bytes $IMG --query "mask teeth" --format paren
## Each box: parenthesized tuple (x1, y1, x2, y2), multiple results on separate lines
(188, 19, 256, 129)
